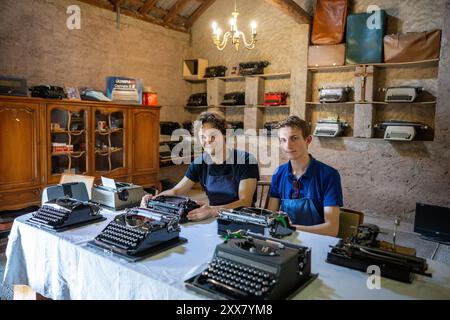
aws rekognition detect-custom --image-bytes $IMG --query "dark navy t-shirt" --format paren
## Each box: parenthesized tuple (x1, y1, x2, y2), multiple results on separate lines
(185, 149, 260, 205)
(270, 156, 343, 222)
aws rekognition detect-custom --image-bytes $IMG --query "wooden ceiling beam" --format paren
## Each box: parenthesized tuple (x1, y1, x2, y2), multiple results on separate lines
(185, 0, 215, 29)
(77, 0, 188, 32)
(264, 0, 311, 24)
(163, 0, 191, 24)
(138, 0, 158, 14)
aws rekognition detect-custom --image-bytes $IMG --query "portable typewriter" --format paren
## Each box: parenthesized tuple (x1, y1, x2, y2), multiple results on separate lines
(27, 198, 103, 231)
(327, 223, 432, 283)
(185, 230, 316, 300)
(263, 92, 288, 106)
(221, 92, 245, 106)
(319, 87, 350, 103)
(313, 118, 348, 138)
(92, 207, 185, 258)
(146, 195, 200, 224)
(238, 61, 270, 76)
(187, 93, 207, 106)
(383, 86, 423, 103)
(204, 66, 227, 78)
(91, 182, 145, 210)
(374, 120, 428, 141)
(218, 207, 295, 238)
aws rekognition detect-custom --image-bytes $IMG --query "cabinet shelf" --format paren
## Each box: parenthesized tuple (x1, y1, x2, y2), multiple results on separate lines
(95, 128, 124, 135)
(51, 151, 86, 157)
(95, 147, 123, 156)
(308, 59, 439, 72)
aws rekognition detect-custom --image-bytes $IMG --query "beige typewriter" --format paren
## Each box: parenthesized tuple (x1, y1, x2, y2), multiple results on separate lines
(383, 86, 423, 103)
(375, 120, 428, 141)
(313, 118, 348, 138)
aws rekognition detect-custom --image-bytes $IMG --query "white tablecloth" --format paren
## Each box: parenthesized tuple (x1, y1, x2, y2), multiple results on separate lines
(3, 210, 450, 300)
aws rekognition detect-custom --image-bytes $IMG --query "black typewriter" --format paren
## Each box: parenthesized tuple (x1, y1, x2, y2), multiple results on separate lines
(160, 122, 181, 135)
(27, 198, 103, 231)
(185, 231, 316, 300)
(239, 61, 269, 76)
(204, 66, 227, 78)
(147, 195, 200, 224)
(93, 207, 185, 258)
(29, 85, 66, 99)
(218, 207, 295, 238)
(187, 93, 207, 107)
(221, 92, 245, 106)
(326, 224, 432, 283)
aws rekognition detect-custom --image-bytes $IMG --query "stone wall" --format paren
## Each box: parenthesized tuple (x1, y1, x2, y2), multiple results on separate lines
(0, 0, 191, 122)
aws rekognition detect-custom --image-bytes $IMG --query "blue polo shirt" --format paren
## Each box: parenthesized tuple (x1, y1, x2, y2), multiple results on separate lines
(270, 156, 343, 223)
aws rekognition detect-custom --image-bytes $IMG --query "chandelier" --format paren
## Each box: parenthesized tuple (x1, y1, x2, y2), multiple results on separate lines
(211, 0, 257, 51)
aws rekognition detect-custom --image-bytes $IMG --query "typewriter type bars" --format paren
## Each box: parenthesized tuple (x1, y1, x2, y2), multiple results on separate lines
(186, 231, 315, 300)
(28, 198, 102, 231)
(147, 195, 199, 224)
(218, 207, 295, 238)
(94, 207, 181, 257)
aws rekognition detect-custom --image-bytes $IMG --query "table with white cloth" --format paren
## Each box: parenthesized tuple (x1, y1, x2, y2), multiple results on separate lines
(3, 210, 450, 300)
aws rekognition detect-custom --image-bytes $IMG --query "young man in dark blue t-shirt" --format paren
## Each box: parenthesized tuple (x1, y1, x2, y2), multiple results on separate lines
(268, 116, 343, 237)
(141, 111, 259, 221)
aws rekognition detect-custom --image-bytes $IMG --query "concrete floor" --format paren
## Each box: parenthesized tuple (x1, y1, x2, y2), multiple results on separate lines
(1, 191, 448, 300)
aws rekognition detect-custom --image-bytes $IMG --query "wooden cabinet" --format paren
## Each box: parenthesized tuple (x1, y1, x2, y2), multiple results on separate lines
(0, 97, 160, 211)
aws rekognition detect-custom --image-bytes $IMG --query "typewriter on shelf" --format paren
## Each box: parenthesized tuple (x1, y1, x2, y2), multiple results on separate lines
(187, 92, 208, 106)
(221, 92, 245, 106)
(146, 195, 200, 224)
(229, 121, 244, 131)
(263, 92, 288, 106)
(383, 86, 424, 103)
(319, 87, 350, 103)
(92, 207, 184, 258)
(29, 85, 66, 99)
(374, 120, 428, 141)
(91, 182, 145, 210)
(160, 121, 181, 135)
(313, 118, 348, 138)
(326, 223, 431, 283)
(185, 230, 316, 300)
(218, 207, 295, 238)
(27, 198, 103, 231)
(204, 66, 227, 78)
(238, 61, 270, 76)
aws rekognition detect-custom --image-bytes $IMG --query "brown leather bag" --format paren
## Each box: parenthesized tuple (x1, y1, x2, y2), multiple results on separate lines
(384, 29, 442, 63)
(311, 0, 349, 45)
(308, 44, 346, 67)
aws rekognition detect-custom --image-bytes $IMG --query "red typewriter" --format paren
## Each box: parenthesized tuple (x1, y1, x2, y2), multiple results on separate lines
(263, 92, 288, 106)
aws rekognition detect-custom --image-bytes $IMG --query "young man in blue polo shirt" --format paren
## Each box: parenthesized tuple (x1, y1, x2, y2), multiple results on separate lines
(141, 111, 259, 222)
(268, 116, 343, 237)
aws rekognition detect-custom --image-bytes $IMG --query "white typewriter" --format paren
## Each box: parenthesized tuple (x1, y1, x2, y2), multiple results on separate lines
(384, 87, 423, 103)
(111, 87, 140, 103)
(375, 120, 428, 141)
(313, 118, 348, 138)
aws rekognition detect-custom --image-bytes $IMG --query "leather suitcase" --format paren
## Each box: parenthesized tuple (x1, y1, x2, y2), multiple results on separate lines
(384, 29, 441, 63)
(308, 44, 346, 67)
(311, 0, 349, 45)
(346, 10, 387, 64)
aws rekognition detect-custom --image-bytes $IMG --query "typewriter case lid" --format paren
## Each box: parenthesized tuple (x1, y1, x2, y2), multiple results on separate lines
(0, 76, 28, 96)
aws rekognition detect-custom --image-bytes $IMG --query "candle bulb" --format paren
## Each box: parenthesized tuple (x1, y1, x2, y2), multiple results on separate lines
(212, 21, 217, 34)
(251, 21, 257, 35)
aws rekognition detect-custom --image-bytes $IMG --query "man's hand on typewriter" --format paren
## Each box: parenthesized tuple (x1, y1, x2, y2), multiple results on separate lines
(140, 190, 174, 208)
(187, 201, 218, 221)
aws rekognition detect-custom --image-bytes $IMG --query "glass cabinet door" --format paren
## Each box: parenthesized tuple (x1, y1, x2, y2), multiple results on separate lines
(50, 108, 88, 176)
(94, 110, 125, 174)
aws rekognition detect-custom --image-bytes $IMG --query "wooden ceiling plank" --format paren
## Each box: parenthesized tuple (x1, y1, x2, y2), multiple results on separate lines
(163, 0, 191, 24)
(185, 0, 215, 29)
(139, 0, 158, 14)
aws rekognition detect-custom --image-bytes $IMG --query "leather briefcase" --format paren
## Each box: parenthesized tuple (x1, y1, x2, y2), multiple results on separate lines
(384, 29, 441, 63)
(311, 0, 349, 45)
(308, 44, 345, 67)
(346, 10, 387, 64)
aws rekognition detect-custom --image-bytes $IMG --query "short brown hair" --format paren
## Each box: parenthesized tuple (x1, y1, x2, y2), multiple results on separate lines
(197, 111, 229, 135)
(275, 116, 311, 137)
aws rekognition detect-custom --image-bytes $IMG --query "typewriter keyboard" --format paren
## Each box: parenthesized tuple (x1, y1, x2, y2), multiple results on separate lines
(29, 207, 69, 227)
(95, 222, 147, 250)
(202, 257, 276, 297)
